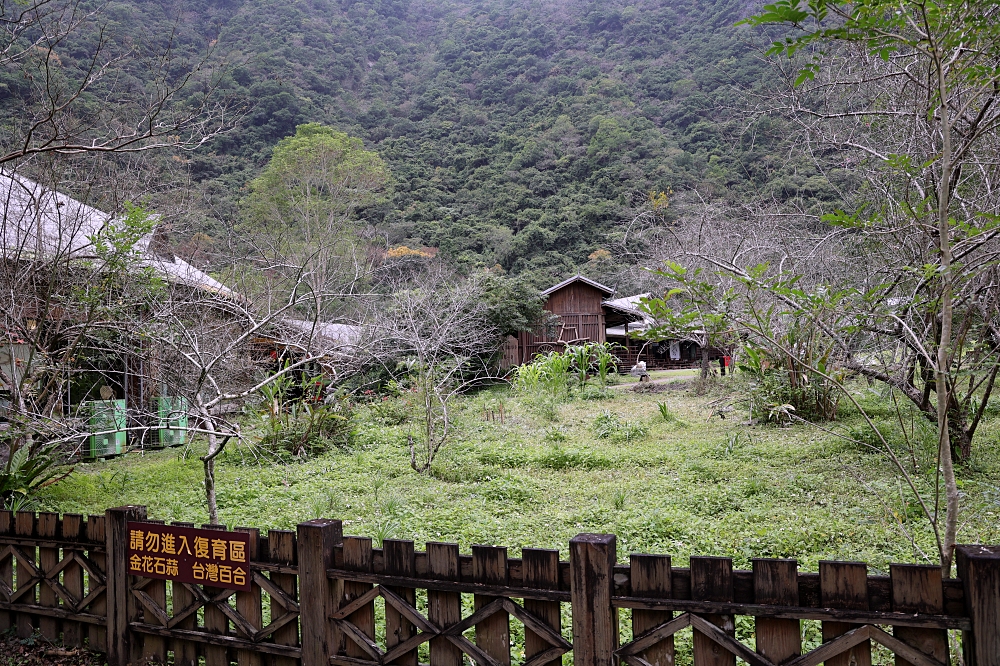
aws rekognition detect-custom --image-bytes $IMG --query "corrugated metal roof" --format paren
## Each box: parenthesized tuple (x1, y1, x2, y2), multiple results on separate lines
(603, 292, 652, 315)
(280, 319, 362, 347)
(604, 292, 658, 337)
(0, 171, 115, 260)
(0, 172, 243, 301)
(140, 254, 244, 302)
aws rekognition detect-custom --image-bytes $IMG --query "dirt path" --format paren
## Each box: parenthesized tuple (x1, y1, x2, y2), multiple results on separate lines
(611, 369, 699, 390)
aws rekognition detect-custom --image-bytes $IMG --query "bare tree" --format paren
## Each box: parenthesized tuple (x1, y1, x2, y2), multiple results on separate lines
(0, 0, 239, 167)
(144, 274, 372, 524)
(369, 265, 502, 473)
(637, 0, 1000, 574)
(116, 124, 393, 523)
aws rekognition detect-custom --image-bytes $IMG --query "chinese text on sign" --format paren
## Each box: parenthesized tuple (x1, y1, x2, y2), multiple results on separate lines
(125, 521, 251, 592)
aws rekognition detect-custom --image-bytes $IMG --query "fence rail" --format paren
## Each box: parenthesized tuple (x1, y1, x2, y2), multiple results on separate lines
(0, 507, 998, 665)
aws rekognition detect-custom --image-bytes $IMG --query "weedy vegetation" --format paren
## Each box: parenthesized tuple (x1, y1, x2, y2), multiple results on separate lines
(37, 370, 1000, 576)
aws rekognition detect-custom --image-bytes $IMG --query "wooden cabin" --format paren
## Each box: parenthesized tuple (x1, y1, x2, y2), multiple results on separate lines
(515, 275, 613, 364)
(510, 275, 725, 371)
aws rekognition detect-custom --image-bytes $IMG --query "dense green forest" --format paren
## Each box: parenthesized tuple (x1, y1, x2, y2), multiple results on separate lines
(6, 0, 843, 285)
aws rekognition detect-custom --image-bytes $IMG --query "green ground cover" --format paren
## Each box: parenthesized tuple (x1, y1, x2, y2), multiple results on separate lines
(41, 372, 1000, 573)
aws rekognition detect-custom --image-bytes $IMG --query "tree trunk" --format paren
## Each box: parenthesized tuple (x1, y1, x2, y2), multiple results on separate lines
(933, 57, 959, 578)
(947, 403, 973, 462)
(700, 346, 710, 380)
(204, 457, 218, 525)
(198, 400, 225, 525)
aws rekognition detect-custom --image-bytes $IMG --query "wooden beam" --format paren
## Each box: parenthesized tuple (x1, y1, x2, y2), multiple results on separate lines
(105, 505, 146, 666)
(570, 534, 617, 666)
(130, 622, 303, 658)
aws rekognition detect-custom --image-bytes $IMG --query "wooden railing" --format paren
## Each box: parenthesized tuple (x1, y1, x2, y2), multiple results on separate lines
(0, 511, 107, 649)
(1, 507, 999, 665)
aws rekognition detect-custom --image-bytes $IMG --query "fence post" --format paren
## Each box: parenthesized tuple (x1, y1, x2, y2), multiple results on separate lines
(570, 533, 617, 666)
(956, 545, 1000, 666)
(105, 505, 147, 666)
(298, 519, 343, 666)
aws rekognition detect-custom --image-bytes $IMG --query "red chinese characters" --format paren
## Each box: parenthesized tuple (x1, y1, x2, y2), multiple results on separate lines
(126, 522, 251, 591)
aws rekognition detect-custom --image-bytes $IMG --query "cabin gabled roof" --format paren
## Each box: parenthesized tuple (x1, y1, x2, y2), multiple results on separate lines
(0, 171, 113, 260)
(540, 274, 615, 297)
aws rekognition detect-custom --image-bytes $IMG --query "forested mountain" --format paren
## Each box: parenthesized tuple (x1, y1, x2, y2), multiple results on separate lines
(8, 0, 843, 284)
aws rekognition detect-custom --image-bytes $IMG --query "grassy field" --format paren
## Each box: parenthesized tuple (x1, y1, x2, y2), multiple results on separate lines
(40, 370, 1000, 574)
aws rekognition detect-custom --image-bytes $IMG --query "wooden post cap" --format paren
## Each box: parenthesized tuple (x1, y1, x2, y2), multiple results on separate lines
(957, 545, 1000, 559)
(956, 545, 1000, 666)
(299, 518, 342, 528)
(570, 533, 617, 545)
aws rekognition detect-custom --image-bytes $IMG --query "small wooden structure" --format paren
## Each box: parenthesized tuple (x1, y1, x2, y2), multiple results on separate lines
(512, 275, 723, 370)
(0, 173, 242, 441)
(603, 293, 724, 370)
(515, 275, 613, 364)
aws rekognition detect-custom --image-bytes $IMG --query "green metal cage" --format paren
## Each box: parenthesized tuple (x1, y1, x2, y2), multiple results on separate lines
(83, 399, 126, 458)
(156, 396, 189, 447)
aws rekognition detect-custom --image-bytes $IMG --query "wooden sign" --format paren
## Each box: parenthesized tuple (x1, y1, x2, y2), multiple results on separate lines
(126, 521, 251, 591)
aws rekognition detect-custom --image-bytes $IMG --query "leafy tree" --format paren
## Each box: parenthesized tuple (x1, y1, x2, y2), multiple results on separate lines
(742, 0, 1000, 573)
(243, 123, 390, 318)
(246, 123, 390, 239)
(478, 271, 546, 338)
(638, 261, 734, 385)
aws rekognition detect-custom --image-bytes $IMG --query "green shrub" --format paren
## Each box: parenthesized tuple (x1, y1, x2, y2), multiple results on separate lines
(368, 397, 411, 425)
(255, 372, 354, 455)
(535, 444, 613, 470)
(371, 517, 400, 547)
(481, 476, 536, 504)
(0, 441, 65, 510)
(478, 447, 532, 468)
(743, 476, 768, 497)
(611, 487, 628, 511)
(737, 344, 842, 422)
(543, 427, 568, 442)
(513, 351, 572, 394)
(580, 385, 616, 401)
(592, 410, 648, 444)
(515, 343, 621, 394)
(686, 461, 721, 482)
(846, 421, 898, 451)
(430, 459, 489, 483)
(654, 401, 689, 428)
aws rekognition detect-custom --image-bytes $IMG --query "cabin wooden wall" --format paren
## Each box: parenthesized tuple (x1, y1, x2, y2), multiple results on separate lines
(545, 283, 606, 316)
(517, 283, 607, 363)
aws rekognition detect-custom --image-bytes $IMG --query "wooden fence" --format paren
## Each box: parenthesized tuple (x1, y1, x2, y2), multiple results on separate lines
(1, 506, 999, 666)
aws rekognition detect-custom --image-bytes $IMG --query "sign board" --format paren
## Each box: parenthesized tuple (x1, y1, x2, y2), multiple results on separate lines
(126, 521, 251, 591)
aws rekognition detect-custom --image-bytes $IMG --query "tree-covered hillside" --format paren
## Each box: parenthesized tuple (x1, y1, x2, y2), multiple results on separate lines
(8, 0, 841, 284)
